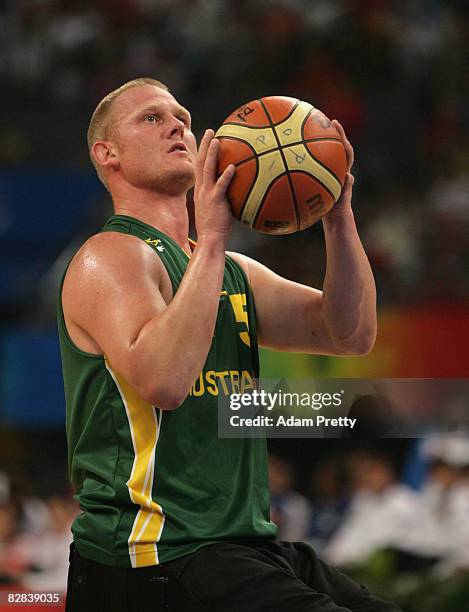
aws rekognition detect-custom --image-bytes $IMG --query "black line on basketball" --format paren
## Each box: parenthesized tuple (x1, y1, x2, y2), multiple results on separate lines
(221, 122, 276, 130)
(263, 98, 301, 126)
(235, 155, 260, 223)
(303, 137, 342, 143)
(229, 138, 344, 169)
(259, 98, 301, 233)
(300, 106, 316, 136)
(252, 172, 295, 232)
(302, 142, 343, 188)
(290, 169, 337, 203)
(217, 136, 260, 168)
(218, 135, 258, 162)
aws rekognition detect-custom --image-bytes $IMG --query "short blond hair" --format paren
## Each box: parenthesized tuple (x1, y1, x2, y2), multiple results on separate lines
(87, 77, 169, 188)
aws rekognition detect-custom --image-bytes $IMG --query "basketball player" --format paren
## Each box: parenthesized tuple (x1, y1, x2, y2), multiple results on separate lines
(60, 78, 399, 611)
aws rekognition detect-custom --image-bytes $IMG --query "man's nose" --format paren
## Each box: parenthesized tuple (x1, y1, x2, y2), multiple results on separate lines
(169, 117, 185, 138)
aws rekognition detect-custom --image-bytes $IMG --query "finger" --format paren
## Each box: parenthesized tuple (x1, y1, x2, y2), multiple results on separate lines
(203, 137, 220, 183)
(196, 129, 214, 181)
(332, 120, 354, 171)
(215, 164, 236, 197)
(344, 140, 354, 173)
(332, 119, 347, 141)
(332, 120, 351, 153)
(196, 128, 214, 178)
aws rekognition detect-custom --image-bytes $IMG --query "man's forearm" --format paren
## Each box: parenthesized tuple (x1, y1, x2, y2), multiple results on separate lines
(321, 209, 377, 354)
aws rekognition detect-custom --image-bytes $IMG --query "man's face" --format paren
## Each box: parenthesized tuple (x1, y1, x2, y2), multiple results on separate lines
(108, 85, 197, 193)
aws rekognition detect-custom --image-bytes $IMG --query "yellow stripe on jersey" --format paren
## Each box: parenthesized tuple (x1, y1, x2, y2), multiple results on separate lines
(105, 358, 165, 567)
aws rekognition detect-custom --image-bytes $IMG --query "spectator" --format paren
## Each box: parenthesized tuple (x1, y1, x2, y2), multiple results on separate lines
(323, 451, 442, 567)
(0, 499, 36, 584)
(268, 454, 311, 541)
(308, 458, 350, 553)
(22, 494, 79, 591)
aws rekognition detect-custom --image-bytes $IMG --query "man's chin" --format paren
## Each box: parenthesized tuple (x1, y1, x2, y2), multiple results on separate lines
(153, 168, 195, 195)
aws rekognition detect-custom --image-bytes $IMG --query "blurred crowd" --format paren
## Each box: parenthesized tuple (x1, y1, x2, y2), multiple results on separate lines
(2, 434, 469, 602)
(0, 468, 77, 591)
(269, 435, 469, 608)
(0, 0, 468, 311)
(270, 437, 469, 576)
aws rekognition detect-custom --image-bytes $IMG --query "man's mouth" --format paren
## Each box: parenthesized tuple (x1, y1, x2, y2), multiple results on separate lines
(169, 142, 188, 153)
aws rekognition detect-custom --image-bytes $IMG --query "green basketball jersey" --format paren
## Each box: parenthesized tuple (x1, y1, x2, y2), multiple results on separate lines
(58, 214, 277, 568)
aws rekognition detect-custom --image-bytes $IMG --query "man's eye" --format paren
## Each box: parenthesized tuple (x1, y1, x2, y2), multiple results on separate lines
(144, 115, 157, 122)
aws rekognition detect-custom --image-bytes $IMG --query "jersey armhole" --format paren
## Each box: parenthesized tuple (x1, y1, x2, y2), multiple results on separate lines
(225, 252, 251, 288)
(57, 264, 104, 360)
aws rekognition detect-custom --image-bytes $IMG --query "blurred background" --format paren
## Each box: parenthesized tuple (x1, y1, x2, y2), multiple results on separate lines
(0, 0, 468, 610)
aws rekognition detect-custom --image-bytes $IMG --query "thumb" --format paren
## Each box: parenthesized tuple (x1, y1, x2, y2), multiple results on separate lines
(336, 173, 354, 207)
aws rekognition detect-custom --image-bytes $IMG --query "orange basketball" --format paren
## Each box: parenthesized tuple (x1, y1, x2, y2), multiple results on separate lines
(215, 96, 347, 234)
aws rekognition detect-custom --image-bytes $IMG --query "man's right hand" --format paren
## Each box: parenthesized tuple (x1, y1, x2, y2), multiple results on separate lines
(194, 129, 236, 244)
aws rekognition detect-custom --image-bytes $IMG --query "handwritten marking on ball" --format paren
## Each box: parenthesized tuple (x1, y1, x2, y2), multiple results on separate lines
(290, 150, 306, 164)
(236, 106, 255, 122)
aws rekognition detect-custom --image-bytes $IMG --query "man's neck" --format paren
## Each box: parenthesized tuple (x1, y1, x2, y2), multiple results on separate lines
(112, 190, 191, 255)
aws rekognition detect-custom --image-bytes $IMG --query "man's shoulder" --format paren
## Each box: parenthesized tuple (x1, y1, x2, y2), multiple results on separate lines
(74, 230, 163, 266)
(76, 229, 150, 257)
(226, 251, 250, 283)
(65, 230, 164, 289)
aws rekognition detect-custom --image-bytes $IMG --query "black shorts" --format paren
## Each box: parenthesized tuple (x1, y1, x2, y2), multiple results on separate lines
(66, 540, 402, 612)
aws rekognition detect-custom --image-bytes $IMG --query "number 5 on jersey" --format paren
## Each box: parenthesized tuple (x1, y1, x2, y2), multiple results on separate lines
(229, 294, 251, 347)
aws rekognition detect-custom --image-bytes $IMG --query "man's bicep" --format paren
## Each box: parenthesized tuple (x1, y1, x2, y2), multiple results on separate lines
(232, 253, 340, 355)
(91, 273, 167, 360)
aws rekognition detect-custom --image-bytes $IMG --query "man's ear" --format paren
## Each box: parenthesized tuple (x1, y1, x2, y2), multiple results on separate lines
(92, 141, 119, 172)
